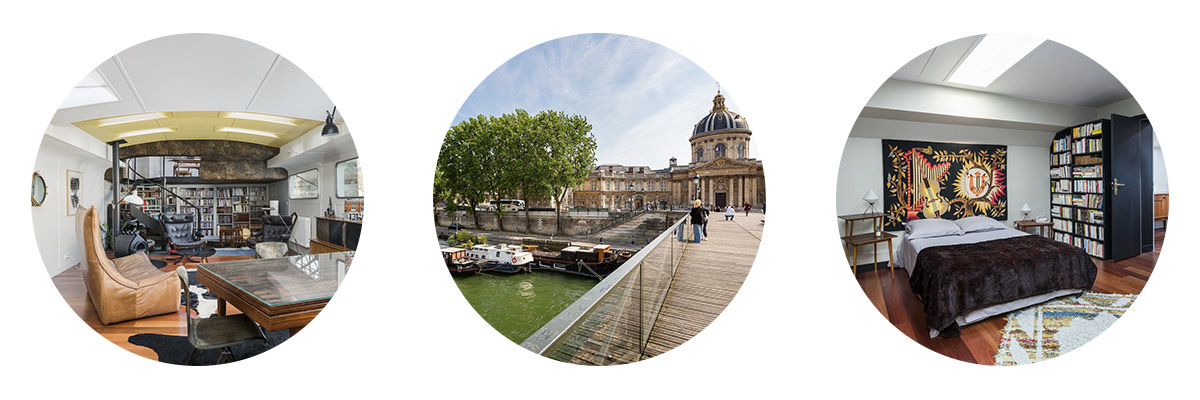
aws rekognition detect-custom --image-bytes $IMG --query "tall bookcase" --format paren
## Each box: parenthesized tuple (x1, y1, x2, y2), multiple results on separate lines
(1050, 120, 1108, 258)
(1049, 115, 1151, 261)
(127, 184, 269, 241)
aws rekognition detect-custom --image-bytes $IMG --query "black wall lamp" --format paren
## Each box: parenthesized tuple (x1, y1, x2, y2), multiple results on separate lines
(322, 106, 339, 137)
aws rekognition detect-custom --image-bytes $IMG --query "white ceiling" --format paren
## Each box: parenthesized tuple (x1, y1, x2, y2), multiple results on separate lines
(50, 33, 338, 127)
(891, 35, 1132, 108)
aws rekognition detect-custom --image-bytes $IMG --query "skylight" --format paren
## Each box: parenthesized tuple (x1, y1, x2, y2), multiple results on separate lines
(59, 69, 119, 109)
(218, 127, 279, 138)
(947, 34, 1046, 88)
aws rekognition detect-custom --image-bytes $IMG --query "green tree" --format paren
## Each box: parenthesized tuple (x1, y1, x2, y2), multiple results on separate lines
(538, 110, 596, 235)
(437, 115, 494, 228)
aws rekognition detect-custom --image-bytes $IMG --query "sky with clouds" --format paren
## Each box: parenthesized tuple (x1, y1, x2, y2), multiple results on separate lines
(452, 33, 756, 167)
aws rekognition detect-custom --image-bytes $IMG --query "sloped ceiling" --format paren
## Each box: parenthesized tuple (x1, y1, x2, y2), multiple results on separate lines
(891, 35, 1132, 108)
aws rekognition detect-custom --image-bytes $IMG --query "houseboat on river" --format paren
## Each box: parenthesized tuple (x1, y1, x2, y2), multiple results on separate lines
(466, 244, 534, 273)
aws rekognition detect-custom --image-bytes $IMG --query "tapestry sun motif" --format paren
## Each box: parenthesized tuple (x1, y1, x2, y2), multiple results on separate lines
(881, 140, 1007, 230)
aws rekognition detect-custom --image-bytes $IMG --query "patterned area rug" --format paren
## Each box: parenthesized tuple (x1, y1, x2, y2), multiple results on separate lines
(181, 269, 219, 318)
(994, 292, 1136, 365)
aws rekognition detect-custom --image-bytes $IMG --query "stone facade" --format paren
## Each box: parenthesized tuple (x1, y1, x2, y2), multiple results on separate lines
(105, 140, 288, 183)
(564, 91, 766, 210)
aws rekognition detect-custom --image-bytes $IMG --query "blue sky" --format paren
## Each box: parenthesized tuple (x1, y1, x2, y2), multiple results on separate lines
(452, 33, 754, 167)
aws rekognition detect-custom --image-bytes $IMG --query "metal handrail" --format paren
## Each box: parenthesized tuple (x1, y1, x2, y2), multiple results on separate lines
(520, 214, 689, 356)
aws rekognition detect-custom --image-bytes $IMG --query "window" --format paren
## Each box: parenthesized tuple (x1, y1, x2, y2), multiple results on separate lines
(336, 158, 364, 198)
(696, 148, 704, 161)
(738, 143, 745, 159)
(715, 143, 726, 158)
(290, 168, 319, 199)
(661, 181, 666, 191)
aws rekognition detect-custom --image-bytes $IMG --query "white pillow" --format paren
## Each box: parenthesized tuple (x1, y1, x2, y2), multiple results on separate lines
(904, 218, 964, 239)
(954, 216, 1008, 233)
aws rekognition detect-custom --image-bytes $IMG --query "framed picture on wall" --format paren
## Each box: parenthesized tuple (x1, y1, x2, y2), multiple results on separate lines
(66, 169, 82, 216)
(881, 139, 1008, 230)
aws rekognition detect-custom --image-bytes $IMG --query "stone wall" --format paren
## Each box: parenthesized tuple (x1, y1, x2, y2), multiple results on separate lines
(105, 140, 288, 183)
(435, 211, 609, 236)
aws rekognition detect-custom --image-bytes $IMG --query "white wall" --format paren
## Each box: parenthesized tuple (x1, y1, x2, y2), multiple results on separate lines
(32, 129, 110, 276)
(836, 119, 1051, 265)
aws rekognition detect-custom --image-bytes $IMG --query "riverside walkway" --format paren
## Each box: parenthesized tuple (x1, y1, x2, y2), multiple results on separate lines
(522, 211, 764, 364)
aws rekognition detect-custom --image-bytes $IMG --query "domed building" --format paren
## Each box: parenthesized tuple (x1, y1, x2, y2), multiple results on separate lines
(566, 91, 766, 210)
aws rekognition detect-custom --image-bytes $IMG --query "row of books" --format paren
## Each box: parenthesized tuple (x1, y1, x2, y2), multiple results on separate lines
(1051, 205, 1072, 219)
(1073, 137, 1103, 154)
(216, 188, 249, 197)
(1056, 234, 1104, 258)
(1051, 193, 1071, 206)
(1073, 180, 1104, 194)
(1051, 152, 1072, 166)
(1073, 165, 1102, 178)
(1052, 180, 1072, 193)
(1071, 194, 1103, 209)
(1051, 205, 1104, 224)
(1052, 137, 1071, 153)
(1072, 122, 1103, 138)
(1049, 165, 1070, 179)
(176, 188, 215, 198)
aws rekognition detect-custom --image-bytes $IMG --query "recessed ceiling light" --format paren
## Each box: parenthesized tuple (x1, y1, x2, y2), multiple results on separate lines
(947, 34, 1046, 88)
(222, 111, 299, 126)
(116, 127, 174, 138)
(219, 127, 280, 138)
(96, 112, 170, 127)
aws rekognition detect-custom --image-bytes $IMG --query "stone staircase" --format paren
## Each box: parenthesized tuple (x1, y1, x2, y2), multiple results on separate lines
(588, 212, 683, 246)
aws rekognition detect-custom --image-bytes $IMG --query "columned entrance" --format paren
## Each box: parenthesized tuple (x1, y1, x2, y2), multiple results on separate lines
(715, 192, 727, 208)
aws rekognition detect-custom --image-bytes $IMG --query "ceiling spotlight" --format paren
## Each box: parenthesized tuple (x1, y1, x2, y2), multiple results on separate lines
(322, 107, 339, 137)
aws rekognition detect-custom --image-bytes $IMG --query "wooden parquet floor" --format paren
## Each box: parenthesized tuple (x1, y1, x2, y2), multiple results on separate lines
(858, 228, 1162, 365)
(50, 254, 253, 361)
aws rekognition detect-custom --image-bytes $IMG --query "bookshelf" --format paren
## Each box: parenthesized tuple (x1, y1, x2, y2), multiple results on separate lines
(1049, 115, 1151, 260)
(128, 184, 269, 241)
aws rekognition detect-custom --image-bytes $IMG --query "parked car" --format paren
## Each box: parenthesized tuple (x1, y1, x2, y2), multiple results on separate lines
(448, 223, 465, 231)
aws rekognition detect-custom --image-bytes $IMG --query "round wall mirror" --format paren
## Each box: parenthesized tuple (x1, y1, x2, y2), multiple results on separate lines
(31, 172, 47, 206)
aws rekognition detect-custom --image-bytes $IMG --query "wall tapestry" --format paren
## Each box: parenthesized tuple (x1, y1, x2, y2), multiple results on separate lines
(66, 169, 82, 216)
(881, 139, 1007, 230)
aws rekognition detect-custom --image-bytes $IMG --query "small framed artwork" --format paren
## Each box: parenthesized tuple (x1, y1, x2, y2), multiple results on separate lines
(66, 169, 82, 216)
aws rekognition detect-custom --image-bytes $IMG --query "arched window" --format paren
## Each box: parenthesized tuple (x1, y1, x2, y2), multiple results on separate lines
(715, 143, 726, 158)
(696, 148, 704, 161)
(737, 143, 745, 159)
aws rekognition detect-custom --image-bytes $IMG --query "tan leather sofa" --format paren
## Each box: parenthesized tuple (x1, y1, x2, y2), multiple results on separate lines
(78, 206, 179, 325)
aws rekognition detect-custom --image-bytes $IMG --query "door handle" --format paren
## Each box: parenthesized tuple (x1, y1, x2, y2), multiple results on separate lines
(1113, 178, 1125, 196)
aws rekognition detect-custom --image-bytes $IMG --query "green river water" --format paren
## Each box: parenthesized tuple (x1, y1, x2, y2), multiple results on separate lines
(453, 271, 598, 343)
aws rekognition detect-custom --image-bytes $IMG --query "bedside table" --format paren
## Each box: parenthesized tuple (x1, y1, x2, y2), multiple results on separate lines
(842, 231, 896, 278)
(1015, 220, 1052, 238)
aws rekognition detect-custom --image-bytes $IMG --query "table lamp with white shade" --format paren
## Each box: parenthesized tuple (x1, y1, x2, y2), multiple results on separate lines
(1021, 203, 1032, 220)
(863, 189, 880, 214)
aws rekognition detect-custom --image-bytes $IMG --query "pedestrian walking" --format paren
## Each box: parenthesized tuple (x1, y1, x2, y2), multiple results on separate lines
(744, 202, 751, 216)
(687, 199, 706, 243)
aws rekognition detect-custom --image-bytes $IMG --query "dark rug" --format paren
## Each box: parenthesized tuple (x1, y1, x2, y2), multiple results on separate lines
(128, 329, 289, 366)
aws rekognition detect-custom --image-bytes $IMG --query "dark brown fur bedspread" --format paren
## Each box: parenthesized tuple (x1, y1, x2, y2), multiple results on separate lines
(909, 234, 1097, 338)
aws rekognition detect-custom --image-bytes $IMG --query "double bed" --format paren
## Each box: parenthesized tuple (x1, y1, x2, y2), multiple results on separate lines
(892, 220, 1098, 338)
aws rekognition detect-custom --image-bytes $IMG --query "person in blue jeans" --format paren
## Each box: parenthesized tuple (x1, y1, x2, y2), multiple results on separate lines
(688, 199, 706, 243)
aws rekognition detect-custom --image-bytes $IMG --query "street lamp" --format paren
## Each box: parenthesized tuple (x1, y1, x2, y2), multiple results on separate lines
(628, 183, 635, 210)
(692, 174, 701, 205)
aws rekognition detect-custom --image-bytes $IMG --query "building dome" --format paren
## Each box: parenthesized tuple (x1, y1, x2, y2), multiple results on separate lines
(692, 92, 750, 136)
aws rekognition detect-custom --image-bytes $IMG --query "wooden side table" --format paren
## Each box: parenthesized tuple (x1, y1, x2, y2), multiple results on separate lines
(1014, 220, 1052, 238)
(843, 231, 896, 278)
(838, 212, 885, 263)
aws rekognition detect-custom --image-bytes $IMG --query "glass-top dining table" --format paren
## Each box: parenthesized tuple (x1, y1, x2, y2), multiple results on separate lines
(198, 251, 353, 335)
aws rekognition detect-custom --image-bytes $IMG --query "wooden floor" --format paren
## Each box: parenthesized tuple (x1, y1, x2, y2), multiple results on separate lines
(858, 228, 1162, 365)
(51, 253, 253, 361)
(550, 212, 763, 364)
(642, 213, 762, 359)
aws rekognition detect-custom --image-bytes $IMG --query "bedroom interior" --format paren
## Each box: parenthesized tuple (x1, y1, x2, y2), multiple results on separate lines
(835, 34, 1165, 365)
(31, 34, 361, 364)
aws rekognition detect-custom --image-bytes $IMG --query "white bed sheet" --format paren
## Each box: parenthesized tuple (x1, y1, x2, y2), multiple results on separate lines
(889, 227, 1085, 337)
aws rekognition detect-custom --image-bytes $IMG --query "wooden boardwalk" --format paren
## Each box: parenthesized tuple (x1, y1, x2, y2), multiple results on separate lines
(544, 212, 763, 364)
(642, 212, 763, 359)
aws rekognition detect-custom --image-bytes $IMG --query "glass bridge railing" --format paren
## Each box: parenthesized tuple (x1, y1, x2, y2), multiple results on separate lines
(520, 215, 690, 364)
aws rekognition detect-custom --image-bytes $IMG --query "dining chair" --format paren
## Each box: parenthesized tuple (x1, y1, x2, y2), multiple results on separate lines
(175, 267, 267, 365)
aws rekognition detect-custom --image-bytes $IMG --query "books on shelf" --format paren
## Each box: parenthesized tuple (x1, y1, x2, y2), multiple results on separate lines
(1049, 165, 1070, 179)
(1073, 165, 1102, 178)
(1073, 180, 1103, 194)
(1051, 193, 1071, 206)
(1073, 137, 1103, 154)
(1052, 137, 1070, 153)
(1050, 152, 1072, 165)
(1072, 122, 1102, 138)
(1070, 194, 1103, 209)
(1052, 180, 1071, 193)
